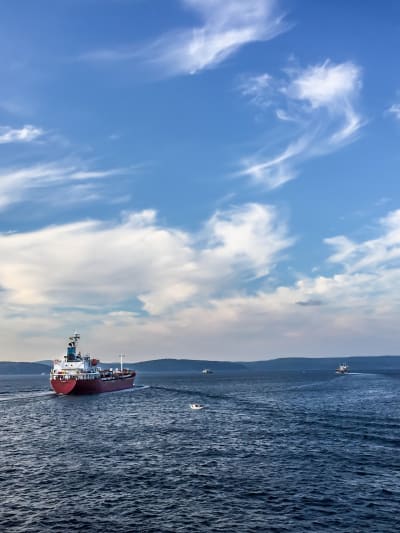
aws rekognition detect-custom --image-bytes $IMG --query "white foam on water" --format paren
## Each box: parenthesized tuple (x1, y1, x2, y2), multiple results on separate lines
(0, 390, 54, 402)
(109, 385, 150, 394)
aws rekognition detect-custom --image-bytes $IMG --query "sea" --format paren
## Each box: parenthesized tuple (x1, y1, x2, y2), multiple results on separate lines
(1, 370, 400, 532)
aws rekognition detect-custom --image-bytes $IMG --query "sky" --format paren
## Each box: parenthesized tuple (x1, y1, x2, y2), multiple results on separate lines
(1, 0, 400, 362)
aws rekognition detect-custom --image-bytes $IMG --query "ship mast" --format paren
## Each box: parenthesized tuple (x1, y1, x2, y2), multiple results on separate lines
(120, 354, 125, 372)
(70, 331, 80, 347)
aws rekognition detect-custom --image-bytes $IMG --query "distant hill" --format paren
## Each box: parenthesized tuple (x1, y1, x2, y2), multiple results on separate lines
(4, 355, 400, 375)
(131, 358, 248, 372)
(245, 356, 400, 372)
(121, 355, 400, 372)
(34, 358, 247, 372)
(0, 362, 50, 375)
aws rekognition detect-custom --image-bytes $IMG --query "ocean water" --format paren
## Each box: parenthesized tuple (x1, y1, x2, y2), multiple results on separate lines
(1, 370, 400, 532)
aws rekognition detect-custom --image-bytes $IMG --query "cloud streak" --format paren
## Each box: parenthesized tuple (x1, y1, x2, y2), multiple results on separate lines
(0, 124, 44, 144)
(239, 60, 364, 188)
(0, 162, 129, 210)
(81, 0, 289, 76)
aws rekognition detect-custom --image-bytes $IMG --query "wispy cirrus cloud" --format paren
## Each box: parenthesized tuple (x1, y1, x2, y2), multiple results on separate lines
(286, 61, 362, 145)
(239, 60, 364, 189)
(0, 124, 44, 144)
(81, 0, 289, 76)
(0, 162, 129, 210)
(240, 135, 310, 189)
(238, 73, 272, 108)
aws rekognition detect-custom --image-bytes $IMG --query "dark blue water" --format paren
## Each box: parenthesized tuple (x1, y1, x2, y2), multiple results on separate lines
(1, 371, 400, 532)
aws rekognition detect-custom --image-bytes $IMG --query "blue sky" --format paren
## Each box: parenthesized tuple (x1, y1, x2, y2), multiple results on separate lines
(1, 0, 400, 361)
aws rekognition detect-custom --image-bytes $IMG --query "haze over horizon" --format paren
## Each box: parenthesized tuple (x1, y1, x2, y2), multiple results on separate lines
(1, 1, 400, 362)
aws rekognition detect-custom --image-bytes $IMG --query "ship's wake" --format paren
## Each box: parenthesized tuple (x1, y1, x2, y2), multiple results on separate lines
(110, 385, 150, 394)
(0, 390, 55, 403)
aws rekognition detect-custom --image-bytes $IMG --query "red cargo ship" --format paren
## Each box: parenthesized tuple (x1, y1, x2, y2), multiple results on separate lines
(50, 332, 136, 395)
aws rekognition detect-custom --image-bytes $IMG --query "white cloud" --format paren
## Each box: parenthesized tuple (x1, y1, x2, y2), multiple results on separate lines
(326, 209, 400, 273)
(238, 73, 272, 107)
(0, 162, 129, 210)
(0, 204, 292, 317)
(0, 124, 44, 144)
(240, 60, 363, 188)
(202, 203, 292, 277)
(69, 168, 127, 180)
(387, 103, 400, 120)
(4, 206, 400, 360)
(152, 0, 288, 75)
(286, 60, 363, 146)
(275, 108, 297, 122)
(240, 135, 308, 188)
(82, 0, 289, 76)
(149, 209, 400, 358)
(286, 61, 361, 109)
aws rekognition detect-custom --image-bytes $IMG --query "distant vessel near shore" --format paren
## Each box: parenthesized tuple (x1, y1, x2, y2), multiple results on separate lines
(50, 332, 136, 395)
(336, 363, 349, 375)
(202, 368, 213, 374)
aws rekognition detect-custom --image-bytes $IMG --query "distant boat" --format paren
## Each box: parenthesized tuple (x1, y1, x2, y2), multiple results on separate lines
(336, 363, 349, 375)
(190, 403, 205, 410)
(202, 368, 213, 374)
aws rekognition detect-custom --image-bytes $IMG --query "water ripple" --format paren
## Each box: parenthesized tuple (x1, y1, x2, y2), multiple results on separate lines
(1, 372, 400, 532)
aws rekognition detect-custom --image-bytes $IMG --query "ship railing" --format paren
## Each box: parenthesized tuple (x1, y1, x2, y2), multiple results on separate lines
(100, 369, 135, 380)
(51, 373, 100, 381)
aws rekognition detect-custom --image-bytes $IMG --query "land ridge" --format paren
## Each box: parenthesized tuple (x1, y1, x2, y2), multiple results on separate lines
(1, 355, 400, 374)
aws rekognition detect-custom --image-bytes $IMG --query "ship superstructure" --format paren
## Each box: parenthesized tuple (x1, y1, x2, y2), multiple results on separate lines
(335, 363, 349, 375)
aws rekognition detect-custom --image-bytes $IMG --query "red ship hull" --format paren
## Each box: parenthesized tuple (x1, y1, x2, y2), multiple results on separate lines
(50, 374, 136, 395)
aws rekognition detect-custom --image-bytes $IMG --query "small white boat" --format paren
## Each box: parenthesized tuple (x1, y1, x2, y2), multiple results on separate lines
(336, 363, 349, 374)
(190, 403, 205, 410)
(202, 368, 213, 374)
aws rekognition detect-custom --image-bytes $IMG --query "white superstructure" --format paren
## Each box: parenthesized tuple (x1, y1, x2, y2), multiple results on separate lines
(51, 332, 100, 381)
